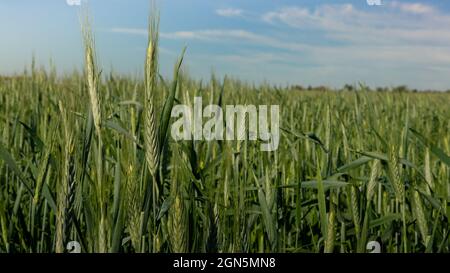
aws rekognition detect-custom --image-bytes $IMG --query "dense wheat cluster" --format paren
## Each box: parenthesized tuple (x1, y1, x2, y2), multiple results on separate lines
(0, 13, 449, 253)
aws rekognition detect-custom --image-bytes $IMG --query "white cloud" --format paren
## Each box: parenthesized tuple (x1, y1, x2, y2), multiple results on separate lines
(158, 29, 309, 51)
(216, 8, 243, 17)
(109, 3, 450, 89)
(261, 3, 450, 45)
(257, 3, 450, 89)
(262, 4, 364, 31)
(111, 28, 277, 45)
(110, 26, 450, 66)
(390, 1, 435, 15)
(162, 29, 254, 40)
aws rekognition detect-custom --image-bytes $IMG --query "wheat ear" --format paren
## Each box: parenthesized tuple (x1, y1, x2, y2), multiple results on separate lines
(144, 10, 160, 178)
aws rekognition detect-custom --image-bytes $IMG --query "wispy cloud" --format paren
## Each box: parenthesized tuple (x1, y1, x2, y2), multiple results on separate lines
(216, 8, 243, 17)
(117, 27, 450, 68)
(261, 3, 450, 45)
(111, 28, 264, 42)
(389, 1, 436, 15)
(161, 29, 309, 51)
(109, 2, 450, 89)
(110, 27, 309, 51)
(162, 29, 258, 40)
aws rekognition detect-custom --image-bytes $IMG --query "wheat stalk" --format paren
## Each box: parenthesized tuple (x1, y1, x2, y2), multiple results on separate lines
(324, 192, 336, 253)
(424, 148, 433, 192)
(80, 10, 108, 253)
(56, 102, 76, 253)
(388, 144, 407, 252)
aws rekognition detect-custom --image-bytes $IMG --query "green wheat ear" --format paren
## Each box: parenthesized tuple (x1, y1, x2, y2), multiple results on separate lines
(411, 189, 429, 246)
(366, 159, 381, 202)
(388, 145, 405, 202)
(168, 146, 188, 253)
(144, 8, 160, 178)
(126, 164, 143, 252)
(81, 10, 101, 137)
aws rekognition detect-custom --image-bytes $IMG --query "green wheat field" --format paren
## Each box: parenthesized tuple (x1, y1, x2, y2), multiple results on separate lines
(0, 12, 449, 253)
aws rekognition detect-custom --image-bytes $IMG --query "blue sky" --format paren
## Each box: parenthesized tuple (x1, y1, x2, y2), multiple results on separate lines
(1, 0, 450, 90)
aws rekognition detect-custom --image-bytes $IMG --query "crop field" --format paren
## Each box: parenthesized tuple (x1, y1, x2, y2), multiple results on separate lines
(0, 13, 449, 253)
